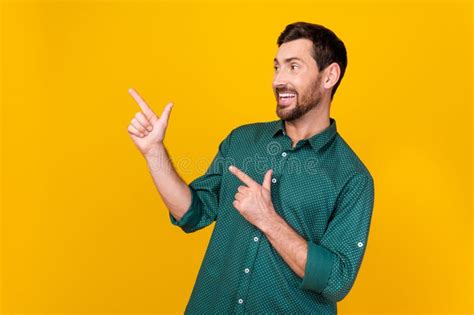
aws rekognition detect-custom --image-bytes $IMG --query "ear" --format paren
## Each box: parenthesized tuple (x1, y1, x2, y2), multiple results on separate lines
(323, 62, 341, 89)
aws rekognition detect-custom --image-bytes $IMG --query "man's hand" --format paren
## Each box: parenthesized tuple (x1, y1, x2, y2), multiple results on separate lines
(127, 88, 173, 158)
(228, 165, 277, 231)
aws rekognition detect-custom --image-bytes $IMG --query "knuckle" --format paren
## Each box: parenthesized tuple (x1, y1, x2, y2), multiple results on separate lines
(132, 120, 144, 131)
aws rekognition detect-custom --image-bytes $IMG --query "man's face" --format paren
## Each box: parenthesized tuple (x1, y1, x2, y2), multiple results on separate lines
(272, 38, 323, 121)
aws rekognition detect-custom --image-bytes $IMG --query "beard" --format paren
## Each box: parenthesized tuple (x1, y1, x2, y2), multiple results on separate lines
(275, 75, 323, 122)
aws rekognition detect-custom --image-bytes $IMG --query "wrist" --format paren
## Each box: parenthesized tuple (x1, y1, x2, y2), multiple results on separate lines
(143, 143, 165, 161)
(260, 209, 282, 235)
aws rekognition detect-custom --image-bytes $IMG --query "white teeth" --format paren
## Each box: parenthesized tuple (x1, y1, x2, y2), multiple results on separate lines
(279, 93, 296, 98)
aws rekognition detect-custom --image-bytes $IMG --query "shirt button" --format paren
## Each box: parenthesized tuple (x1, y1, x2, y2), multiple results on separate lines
(271, 178, 277, 183)
(238, 298, 244, 304)
(358, 242, 364, 247)
(253, 236, 259, 242)
(244, 268, 250, 273)
(281, 152, 287, 157)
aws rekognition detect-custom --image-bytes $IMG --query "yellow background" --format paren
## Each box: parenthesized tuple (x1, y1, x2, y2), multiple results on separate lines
(1, 0, 472, 314)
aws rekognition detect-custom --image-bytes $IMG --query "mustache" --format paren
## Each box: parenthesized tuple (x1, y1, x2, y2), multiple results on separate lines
(275, 87, 297, 94)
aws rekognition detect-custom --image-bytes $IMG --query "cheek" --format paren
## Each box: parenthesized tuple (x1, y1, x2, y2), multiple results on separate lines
(295, 82, 310, 98)
(298, 76, 320, 98)
(290, 78, 304, 95)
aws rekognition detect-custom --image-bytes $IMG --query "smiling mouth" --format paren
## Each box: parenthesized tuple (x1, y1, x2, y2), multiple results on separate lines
(277, 92, 296, 105)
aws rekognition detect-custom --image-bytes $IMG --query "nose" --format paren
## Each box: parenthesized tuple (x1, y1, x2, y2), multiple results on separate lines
(272, 69, 288, 90)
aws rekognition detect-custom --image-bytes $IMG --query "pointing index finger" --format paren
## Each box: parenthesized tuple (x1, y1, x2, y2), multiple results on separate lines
(229, 165, 258, 188)
(128, 88, 156, 119)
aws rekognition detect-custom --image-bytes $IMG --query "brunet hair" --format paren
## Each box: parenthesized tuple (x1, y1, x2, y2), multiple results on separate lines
(277, 22, 347, 100)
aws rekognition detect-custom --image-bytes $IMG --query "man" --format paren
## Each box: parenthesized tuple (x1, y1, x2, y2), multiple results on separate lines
(127, 21, 375, 314)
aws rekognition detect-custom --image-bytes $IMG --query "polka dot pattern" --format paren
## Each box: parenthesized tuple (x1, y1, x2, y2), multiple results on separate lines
(169, 117, 375, 314)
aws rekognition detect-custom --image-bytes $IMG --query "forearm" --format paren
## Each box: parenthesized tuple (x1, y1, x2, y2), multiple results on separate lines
(261, 213, 308, 278)
(144, 143, 192, 222)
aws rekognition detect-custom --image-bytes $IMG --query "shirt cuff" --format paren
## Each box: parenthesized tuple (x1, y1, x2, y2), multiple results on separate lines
(169, 187, 201, 230)
(299, 240, 335, 293)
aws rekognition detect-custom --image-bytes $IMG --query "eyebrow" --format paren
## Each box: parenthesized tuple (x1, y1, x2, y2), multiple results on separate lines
(273, 57, 305, 64)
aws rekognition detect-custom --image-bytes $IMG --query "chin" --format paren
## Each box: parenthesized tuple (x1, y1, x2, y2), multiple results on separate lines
(276, 104, 294, 117)
(276, 109, 292, 121)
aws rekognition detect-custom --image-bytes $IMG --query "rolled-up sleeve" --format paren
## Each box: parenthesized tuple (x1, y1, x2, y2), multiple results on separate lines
(169, 129, 234, 233)
(299, 173, 375, 302)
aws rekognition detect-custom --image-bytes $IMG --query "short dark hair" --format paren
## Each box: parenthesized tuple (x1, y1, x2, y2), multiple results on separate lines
(277, 22, 347, 100)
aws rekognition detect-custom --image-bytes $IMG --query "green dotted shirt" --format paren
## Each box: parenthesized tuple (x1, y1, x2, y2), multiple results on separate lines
(169, 117, 375, 314)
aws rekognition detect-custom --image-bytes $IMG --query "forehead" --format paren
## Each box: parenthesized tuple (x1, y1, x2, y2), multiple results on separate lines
(274, 38, 314, 63)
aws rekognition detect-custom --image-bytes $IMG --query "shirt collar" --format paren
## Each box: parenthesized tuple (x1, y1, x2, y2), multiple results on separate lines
(272, 117, 338, 152)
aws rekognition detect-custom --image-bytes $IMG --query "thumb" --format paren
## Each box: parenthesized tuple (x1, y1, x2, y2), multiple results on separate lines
(158, 101, 173, 125)
(262, 169, 273, 192)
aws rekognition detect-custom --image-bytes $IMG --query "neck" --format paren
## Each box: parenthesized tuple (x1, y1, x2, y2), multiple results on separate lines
(284, 102, 331, 147)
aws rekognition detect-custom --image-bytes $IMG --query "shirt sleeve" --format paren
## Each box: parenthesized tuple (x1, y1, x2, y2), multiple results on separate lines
(299, 173, 375, 302)
(169, 129, 233, 233)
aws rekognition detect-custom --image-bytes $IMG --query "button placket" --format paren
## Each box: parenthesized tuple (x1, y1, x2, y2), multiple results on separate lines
(234, 231, 263, 312)
(267, 141, 292, 218)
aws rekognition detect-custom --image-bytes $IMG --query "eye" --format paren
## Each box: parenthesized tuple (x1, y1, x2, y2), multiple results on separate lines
(290, 63, 299, 70)
(273, 65, 279, 71)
